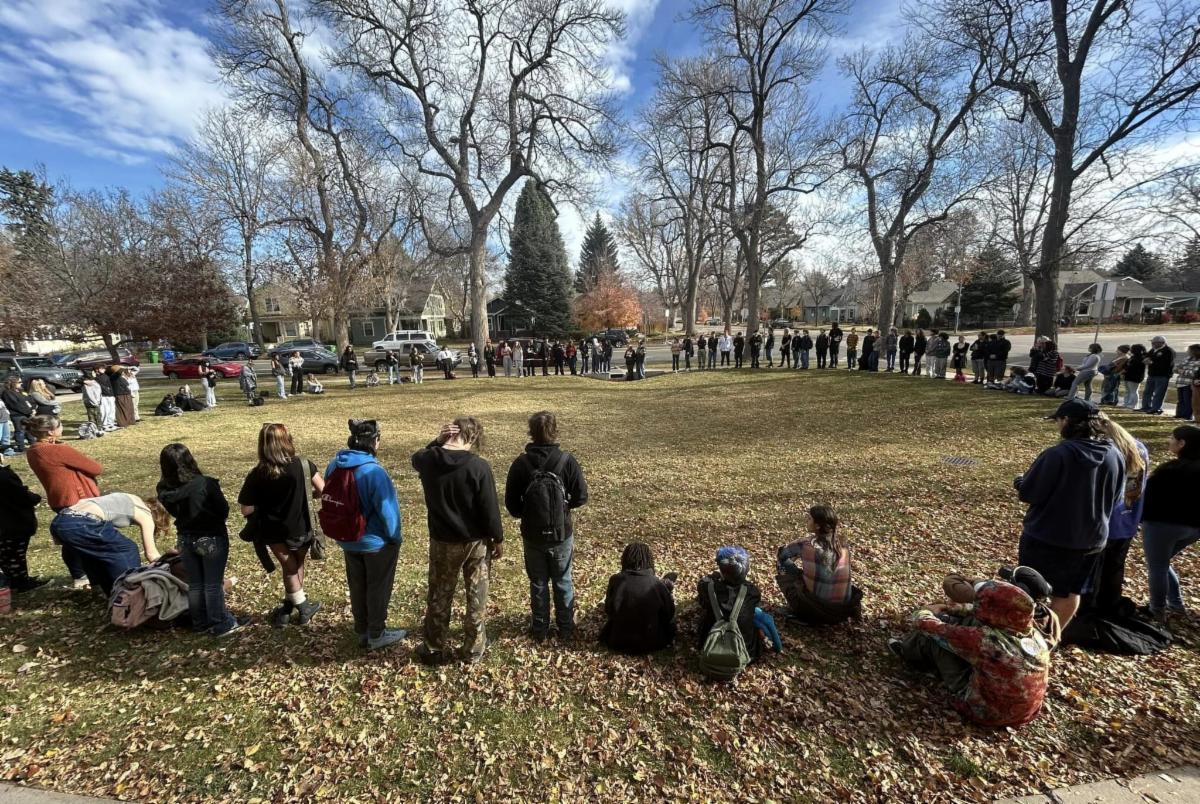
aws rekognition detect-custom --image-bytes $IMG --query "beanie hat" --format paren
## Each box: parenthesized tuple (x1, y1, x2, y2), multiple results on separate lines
(715, 546, 750, 582)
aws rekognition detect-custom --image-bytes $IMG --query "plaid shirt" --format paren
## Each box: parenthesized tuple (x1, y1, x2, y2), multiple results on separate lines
(778, 538, 851, 604)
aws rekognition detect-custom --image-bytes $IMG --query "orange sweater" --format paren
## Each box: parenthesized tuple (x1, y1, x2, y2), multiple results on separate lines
(25, 441, 103, 511)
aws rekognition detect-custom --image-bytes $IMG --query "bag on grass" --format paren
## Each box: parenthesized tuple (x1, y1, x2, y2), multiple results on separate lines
(318, 466, 367, 542)
(521, 453, 570, 542)
(699, 580, 750, 680)
(77, 422, 101, 440)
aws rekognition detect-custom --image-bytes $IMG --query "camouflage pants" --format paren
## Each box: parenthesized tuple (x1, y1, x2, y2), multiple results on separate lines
(423, 539, 489, 660)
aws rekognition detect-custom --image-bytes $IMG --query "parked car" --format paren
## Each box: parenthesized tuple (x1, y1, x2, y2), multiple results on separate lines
(706, 317, 722, 325)
(588, 329, 629, 347)
(269, 339, 334, 357)
(366, 340, 459, 370)
(290, 348, 340, 375)
(0, 354, 84, 391)
(371, 330, 434, 350)
(770, 319, 793, 329)
(57, 347, 140, 371)
(161, 356, 244, 380)
(203, 341, 262, 361)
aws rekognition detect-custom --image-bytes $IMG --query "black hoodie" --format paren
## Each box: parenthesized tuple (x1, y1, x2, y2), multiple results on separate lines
(1017, 437, 1124, 551)
(411, 442, 503, 544)
(504, 443, 588, 543)
(156, 475, 230, 535)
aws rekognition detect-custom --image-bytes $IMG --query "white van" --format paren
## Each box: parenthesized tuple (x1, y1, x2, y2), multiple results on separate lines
(372, 330, 433, 350)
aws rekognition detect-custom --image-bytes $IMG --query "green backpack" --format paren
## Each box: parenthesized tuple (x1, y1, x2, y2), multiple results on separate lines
(698, 580, 750, 680)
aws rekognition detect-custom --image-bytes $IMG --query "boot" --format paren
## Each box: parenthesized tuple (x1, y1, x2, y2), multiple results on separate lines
(295, 599, 322, 625)
(270, 599, 294, 627)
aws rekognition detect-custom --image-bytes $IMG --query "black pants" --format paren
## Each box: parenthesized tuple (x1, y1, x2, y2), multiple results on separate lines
(721, 351, 731, 366)
(912, 353, 924, 375)
(0, 526, 34, 584)
(1092, 537, 1134, 612)
(486, 359, 495, 377)
(829, 347, 839, 367)
(291, 372, 303, 394)
(555, 359, 564, 375)
(750, 349, 760, 368)
(709, 350, 717, 367)
(672, 355, 680, 370)
(900, 351, 911, 373)
(344, 543, 400, 640)
(780, 350, 791, 367)
(735, 351, 743, 368)
(816, 350, 826, 368)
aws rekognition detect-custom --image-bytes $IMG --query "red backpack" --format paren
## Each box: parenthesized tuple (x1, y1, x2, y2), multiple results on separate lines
(318, 466, 368, 542)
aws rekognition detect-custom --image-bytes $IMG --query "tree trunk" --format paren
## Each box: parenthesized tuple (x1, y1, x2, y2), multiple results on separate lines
(333, 310, 350, 354)
(102, 332, 119, 363)
(745, 253, 761, 335)
(200, 332, 210, 351)
(1033, 273, 1058, 342)
(684, 280, 698, 337)
(468, 232, 491, 356)
(1014, 274, 1034, 326)
(244, 236, 264, 347)
(876, 263, 898, 334)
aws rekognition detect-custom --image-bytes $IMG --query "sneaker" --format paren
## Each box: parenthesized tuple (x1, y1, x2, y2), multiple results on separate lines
(887, 638, 904, 659)
(11, 577, 50, 593)
(295, 599, 322, 625)
(71, 578, 91, 590)
(527, 629, 549, 643)
(270, 601, 294, 628)
(367, 628, 407, 651)
(213, 615, 251, 637)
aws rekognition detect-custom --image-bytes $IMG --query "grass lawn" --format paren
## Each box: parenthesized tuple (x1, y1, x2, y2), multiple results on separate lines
(0, 370, 1197, 802)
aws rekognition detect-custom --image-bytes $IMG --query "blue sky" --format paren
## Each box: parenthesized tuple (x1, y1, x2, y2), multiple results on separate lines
(0, 0, 903, 255)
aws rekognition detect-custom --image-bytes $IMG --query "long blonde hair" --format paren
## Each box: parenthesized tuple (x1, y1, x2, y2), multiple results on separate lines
(1096, 413, 1145, 477)
(28, 378, 54, 399)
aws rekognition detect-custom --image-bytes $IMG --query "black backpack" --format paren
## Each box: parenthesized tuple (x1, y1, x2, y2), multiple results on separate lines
(521, 452, 570, 542)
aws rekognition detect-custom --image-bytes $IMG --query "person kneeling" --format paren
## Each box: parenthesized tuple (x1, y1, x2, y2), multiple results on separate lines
(776, 505, 863, 625)
(305, 374, 324, 394)
(599, 542, 677, 655)
(890, 580, 1050, 728)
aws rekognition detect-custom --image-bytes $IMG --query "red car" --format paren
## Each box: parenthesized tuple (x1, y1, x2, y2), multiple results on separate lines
(161, 356, 244, 380)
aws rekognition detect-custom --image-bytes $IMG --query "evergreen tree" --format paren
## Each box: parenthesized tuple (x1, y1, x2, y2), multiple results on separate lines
(0, 168, 54, 269)
(1112, 243, 1166, 284)
(1170, 234, 1200, 289)
(959, 245, 1020, 323)
(504, 180, 573, 336)
(575, 212, 620, 292)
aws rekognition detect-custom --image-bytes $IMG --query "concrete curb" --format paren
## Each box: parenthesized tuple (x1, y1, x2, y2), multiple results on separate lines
(997, 766, 1200, 803)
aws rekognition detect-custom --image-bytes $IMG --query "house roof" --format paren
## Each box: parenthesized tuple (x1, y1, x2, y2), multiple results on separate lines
(1056, 269, 1106, 290)
(906, 281, 959, 307)
(1110, 277, 1171, 300)
(487, 297, 535, 316)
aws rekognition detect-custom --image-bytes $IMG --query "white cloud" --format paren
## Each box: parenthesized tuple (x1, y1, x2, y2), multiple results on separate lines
(0, 0, 225, 164)
(603, 0, 662, 96)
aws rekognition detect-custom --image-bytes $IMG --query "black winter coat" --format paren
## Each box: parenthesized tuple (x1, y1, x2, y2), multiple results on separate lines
(411, 443, 504, 544)
(157, 475, 230, 535)
(695, 573, 763, 660)
(0, 465, 40, 536)
(504, 443, 589, 543)
(1142, 458, 1200, 526)
(599, 569, 676, 655)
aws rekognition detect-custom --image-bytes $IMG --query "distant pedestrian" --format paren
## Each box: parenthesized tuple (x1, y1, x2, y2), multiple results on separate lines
(341, 346, 359, 389)
(1173, 344, 1200, 421)
(289, 351, 304, 396)
(410, 348, 425, 384)
(1070, 343, 1103, 401)
(1140, 336, 1175, 415)
(270, 355, 288, 400)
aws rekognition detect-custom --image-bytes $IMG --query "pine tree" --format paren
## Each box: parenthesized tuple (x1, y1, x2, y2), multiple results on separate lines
(504, 180, 573, 336)
(1170, 234, 1200, 290)
(1113, 243, 1166, 284)
(575, 212, 620, 292)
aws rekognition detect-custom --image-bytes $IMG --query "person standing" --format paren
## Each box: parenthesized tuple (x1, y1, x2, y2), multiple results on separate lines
(779, 330, 792, 369)
(969, 332, 988, 384)
(566, 341, 577, 375)
(1139, 425, 1200, 624)
(815, 330, 829, 369)
(1140, 336, 1175, 415)
(1069, 343, 1103, 400)
(202, 365, 220, 409)
(697, 334, 708, 370)
(23, 414, 99, 586)
(341, 346, 359, 389)
(764, 329, 774, 368)
(862, 329, 877, 371)
(911, 330, 927, 376)
(238, 423, 324, 627)
(623, 345, 636, 380)
(96, 367, 117, 430)
(709, 333, 720, 368)
(412, 417, 504, 664)
(0, 458, 47, 592)
(898, 330, 914, 374)
(797, 329, 813, 370)
(828, 323, 843, 368)
(157, 443, 245, 636)
(512, 341, 525, 377)
(410, 347, 425, 384)
(603, 339, 614, 374)
(385, 349, 400, 384)
(436, 345, 456, 380)
(670, 338, 682, 372)
(1, 378, 33, 452)
(125, 366, 142, 422)
(501, 341, 513, 377)
(844, 329, 859, 371)
(791, 329, 803, 369)
(1014, 399, 1125, 629)
(683, 335, 693, 371)
(81, 370, 104, 435)
(635, 340, 647, 379)
(469, 344, 481, 378)
(989, 329, 1012, 385)
(270, 354, 288, 400)
(1100, 345, 1130, 405)
(951, 335, 969, 382)
(1090, 416, 1148, 613)
(324, 419, 405, 650)
(1123, 344, 1147, 409)
(1173, 344, 1200, 420)
(504, 411, 589, 641)
(111, 367, 136, 427)
(483, 340, 496, 378)
(289, 351, 305, 396)
(749, 329, 762, 369)
(885, 327, 899, 372)
(733, 332, 745, 369)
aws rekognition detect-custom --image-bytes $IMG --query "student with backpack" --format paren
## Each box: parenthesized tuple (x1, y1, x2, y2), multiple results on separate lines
(598, 542, 677, 655)
(157, 444, 244, 636)
(238, 424, 325, 627)
(504, 411, 589, 641)
(411, 417, 504, 664)
(321, 419, 405, 650)
(696, 546, 764, 679)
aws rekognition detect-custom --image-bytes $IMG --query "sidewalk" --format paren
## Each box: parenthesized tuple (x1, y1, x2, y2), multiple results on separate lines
(0, 786, 109, 803)
(999, 766, 1200, 803)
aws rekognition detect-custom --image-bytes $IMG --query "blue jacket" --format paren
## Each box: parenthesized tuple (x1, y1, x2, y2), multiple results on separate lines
(1017, 437, 1125, 552)
(325, 449, 401, 553)
(1107, 441, 1149, 541)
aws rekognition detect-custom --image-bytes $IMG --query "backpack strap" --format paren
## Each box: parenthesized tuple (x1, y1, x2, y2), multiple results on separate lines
(705, 578, 724, 622)
(729, 584, 748, 623)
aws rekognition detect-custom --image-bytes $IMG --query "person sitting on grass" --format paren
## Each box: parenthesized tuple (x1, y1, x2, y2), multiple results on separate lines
(1047, 365, 1075, 397)
(599, 542, 677, 655)
(890, 580, 1051, 728)
(696, 546, 764, 664)
(992, 366, 1035, 394)
(776, 505, 863, 625)
(155, 394, 183, 417)
(366, 370, 380, 388)
(305, 374, 324, 394)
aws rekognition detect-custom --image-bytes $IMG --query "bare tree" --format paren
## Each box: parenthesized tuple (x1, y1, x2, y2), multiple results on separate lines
(940, 0, 1200, 337)
(167, 107, 285, 347)
(213, 0, 398, 352)
(315, 0, 624, 356)
(835, 35, 994, 335)
(688, 0, 843, 339)
(617, 193, 686, 330)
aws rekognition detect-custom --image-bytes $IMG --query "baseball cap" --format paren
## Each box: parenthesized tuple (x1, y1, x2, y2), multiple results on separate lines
(1045, 398, 1099, 420)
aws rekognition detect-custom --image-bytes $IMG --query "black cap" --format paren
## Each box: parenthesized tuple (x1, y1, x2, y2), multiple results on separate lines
(1046, 398, 1098, 420)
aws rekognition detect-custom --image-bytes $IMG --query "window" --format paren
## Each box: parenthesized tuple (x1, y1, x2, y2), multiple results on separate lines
(264, 297, 282, 314)
(1077, 303, 1090, 316)
(1123, 299, 1133, 314)
(361, 321, 376, 339)
(283, 323, 299, 337)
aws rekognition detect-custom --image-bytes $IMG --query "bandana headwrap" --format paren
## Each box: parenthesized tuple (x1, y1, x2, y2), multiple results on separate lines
(715, 546, 749, 582)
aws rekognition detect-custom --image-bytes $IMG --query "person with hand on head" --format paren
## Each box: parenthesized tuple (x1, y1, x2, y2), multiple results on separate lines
(1014, 398, 1125, 629)
(325, 419, 405, 650)
(239, 423, 325, 627)
(412, 417, 504, 664)
(599, 542, 677, 655)
(504, 411, 589, 642)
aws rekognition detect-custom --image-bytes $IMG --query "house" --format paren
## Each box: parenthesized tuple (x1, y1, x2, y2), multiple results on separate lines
(902, 281, 960, 322)
(803, 277, 877, 323)
(1068, 276, 1171, 320)
(487, 298, 536, 335)
(254, 282, 315, 344)
(252, 279, 447, 346)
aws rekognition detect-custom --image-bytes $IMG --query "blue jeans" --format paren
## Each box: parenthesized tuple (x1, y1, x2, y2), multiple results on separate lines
(49, 511, 141, 595)
(1142, 375, 1169, 412)
(887, 349, 897, 370)
(0, 420, 9, 451)
(800, 350, 810, 369)
(177, 532, 235, 633)
(522, 536, 574, 634)
(1142, 521, 1200, 611)
(1175, 385, 1193, 420)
